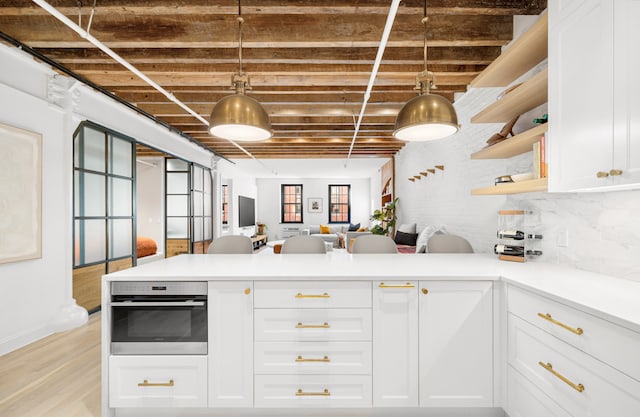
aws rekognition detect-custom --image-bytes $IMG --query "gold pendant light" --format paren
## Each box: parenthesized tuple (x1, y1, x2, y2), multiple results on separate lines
(209, 1, 272, 141)
(393, 0, 459, 141)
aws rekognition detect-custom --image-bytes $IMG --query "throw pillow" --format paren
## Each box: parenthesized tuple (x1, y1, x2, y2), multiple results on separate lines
(394, 231, 418, 246)
(348, 222, 360, 232)
(415, 225, 445, 252)
(397, 223, 417, 234)
(357, 227, 367, 232)
(319, 224, 331, 234)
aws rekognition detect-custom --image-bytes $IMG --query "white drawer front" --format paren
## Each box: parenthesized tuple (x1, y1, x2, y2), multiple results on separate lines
(255, 341, 372, 375)
(255, 308, 372, 341)
(109, 355, 207, 408)
(254, 281, 371, 308)
(507, 366, 572, 417)
(508, 314, 640, 417)
(254, 375, 372, 408)
(508, 285, 640, 382)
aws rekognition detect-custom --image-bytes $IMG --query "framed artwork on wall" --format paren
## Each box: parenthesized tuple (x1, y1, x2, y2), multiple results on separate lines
(0, 122, 42, 264)
(308, 197, 322, 213)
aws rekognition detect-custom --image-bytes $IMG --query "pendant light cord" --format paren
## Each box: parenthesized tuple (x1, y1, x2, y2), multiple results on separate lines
(423, 0, 428, 72)
(237, 0, 243, 76)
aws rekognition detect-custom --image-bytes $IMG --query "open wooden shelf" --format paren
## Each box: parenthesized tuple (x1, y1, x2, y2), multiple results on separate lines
(471, 68, 548, 124)
(471, 124, 547, 160)
(471, 14, 548, 88)
(471, 178, 548, 195)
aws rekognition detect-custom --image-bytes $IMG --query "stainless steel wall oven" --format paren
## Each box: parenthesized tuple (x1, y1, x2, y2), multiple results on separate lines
(110, 281, 207, 355)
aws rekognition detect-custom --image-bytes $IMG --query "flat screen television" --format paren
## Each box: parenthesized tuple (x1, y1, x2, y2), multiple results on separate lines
(238, 195, 256, 228)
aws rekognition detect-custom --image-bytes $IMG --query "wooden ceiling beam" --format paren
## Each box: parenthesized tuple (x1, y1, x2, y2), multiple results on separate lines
(37, 46, 502, 65)
(0, 1, 546, 17)
(3, 14, 512, 46)
(138, 102, 405, 117)
(78, 71, 479, 87)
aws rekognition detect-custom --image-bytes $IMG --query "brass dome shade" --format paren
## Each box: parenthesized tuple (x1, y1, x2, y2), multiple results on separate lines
(393, 93, 459, 141)
(393, 0, 459, 142)
(209, 94, 272, 141)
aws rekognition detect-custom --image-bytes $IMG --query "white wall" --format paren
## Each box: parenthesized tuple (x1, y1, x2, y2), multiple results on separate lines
(136, 157, 165, 252)
(0, 42, 215, 354)
(256, 178, 372, 240)
(218, 160, 258, 237)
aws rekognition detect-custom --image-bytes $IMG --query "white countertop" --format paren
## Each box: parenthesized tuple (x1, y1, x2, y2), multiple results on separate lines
(105, 253, 640, 332)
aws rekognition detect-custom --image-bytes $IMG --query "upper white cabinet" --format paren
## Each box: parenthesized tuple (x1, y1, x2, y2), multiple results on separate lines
(419, 281, 494, 407)
(549, 0, 640, 191)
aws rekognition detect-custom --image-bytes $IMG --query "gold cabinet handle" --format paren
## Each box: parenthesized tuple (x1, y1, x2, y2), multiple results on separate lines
(379, 282, 415, 288)
(537, 313, 583, 335)
(538, 362, 584, 393)
(295, 292, 330, 298)
(609, 169, 623, 176)
(296, 388, 330, 396)
(138, 379, 174, 387)
(296, 322, 330, 329)
(296, 355, 330, 363)
(421, 288, 428, 294)
(596, 171, 610, 178)
(244, 288, 251, 295)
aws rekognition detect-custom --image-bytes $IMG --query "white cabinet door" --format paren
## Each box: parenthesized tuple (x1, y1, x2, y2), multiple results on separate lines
(372, 281, 418, 407)
(550, 0, 640, 191)
(613, 0, 640, 187)
(208, 281, 253, 407)
(549, 0, 615, 191)
(418, 281, 493, 407)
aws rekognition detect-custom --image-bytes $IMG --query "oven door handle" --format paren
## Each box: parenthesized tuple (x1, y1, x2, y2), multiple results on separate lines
(110, 301, 205, 307)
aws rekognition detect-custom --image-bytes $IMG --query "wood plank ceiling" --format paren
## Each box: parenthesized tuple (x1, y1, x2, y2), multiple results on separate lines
(0, 0, 546, 159)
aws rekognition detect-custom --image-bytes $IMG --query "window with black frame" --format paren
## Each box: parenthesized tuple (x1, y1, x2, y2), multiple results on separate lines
(281, 184, 303, 223)
(329, 184, 350, 224)
(222, 184, 229, 225)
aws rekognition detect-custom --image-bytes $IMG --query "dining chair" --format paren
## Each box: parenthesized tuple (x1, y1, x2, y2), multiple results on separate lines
(207, 235, 254, 254)
(280, 235, 327, 254)
(351, 234, 398, 254)
(427, 234, 473, 253)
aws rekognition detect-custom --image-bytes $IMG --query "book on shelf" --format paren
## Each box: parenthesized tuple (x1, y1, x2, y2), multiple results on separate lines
(533, 141, 541, 178)
(532, 134, 548, 179)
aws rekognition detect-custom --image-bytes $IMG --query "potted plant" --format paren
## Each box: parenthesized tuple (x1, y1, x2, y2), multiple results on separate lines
(256, 223, 267, 235)
(369, 198, 398, 236)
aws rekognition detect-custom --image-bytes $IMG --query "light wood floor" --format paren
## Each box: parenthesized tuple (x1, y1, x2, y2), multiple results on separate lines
(0, 313, 101, 417)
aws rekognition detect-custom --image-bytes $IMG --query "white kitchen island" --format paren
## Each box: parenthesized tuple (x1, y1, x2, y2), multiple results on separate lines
(102, 254, 640, 417)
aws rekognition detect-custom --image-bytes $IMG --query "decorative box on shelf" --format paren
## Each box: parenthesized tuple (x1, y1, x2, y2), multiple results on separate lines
(495, 210, 543, 262)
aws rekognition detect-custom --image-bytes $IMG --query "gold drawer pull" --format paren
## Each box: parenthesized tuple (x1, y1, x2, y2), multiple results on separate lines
(296, 355, 330, 363)
(296, 322, 330, 329)
(379, 282, 415, 288)
(295, 292, 330, 298)
(596, 171, 609, 178)
(537, 313, 584, 335)
(138, 379, 174, 387)
(538, 362, 584, 393)
(296, 388, 330, 396)
(609, 169, 623, 176)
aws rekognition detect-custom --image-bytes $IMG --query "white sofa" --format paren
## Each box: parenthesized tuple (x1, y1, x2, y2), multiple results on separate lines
(302, 225, 346, 247)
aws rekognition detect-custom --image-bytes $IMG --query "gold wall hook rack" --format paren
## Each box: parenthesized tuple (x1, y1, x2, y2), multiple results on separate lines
(408, 178, 415, 182)
(413, 175, 422, 180)
(435, 165, 445, 170)
(419, 171, 428, 176)
(427, 169, 436, 174)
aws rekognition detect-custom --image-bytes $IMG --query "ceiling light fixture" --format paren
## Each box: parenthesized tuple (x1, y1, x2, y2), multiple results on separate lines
(393, 0, 459, 141)
(209, 0, 272, 142)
